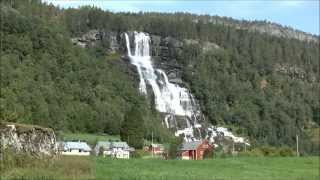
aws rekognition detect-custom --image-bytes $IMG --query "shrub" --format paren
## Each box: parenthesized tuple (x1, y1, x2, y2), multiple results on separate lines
(203, 148, 214, 159)
(131, 150, 149, 158)
(279, 147, 294, 157)
(238, 146, 295, 157)
(260, 146, 279, 157)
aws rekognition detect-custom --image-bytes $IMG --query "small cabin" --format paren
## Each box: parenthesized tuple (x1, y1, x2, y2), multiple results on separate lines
(59, 140, 92, 156)
(94, 141, 134, 159)
(180, 140, 213, 160)
(94, 141, 112, 156)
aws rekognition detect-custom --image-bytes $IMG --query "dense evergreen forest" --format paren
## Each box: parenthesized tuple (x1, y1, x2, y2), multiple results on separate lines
(1, 0, 319, 154)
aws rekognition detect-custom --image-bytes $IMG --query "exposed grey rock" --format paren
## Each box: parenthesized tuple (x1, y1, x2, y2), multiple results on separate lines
(0, 122, 58, 157)
(101, 31, 119, 53)
(274, 63, 313, 82)
(151, 35, 161, 56)
(164, 36, 183, 48)
(245, 23, 319, 43)
(71, 29, 101, 48)
(202, 41, 220, 52)
(195, 16, 319, 43)
(184, 39, 199, 45)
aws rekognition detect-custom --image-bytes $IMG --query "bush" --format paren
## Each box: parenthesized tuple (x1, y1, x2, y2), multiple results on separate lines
(260, 146, 279, 157)
(238, 146, 295, 157)
(203, 148, 214, 159)
(213, 146, 231, 158)
(279, 147, 295, 157)
(131, 150, 149, 158)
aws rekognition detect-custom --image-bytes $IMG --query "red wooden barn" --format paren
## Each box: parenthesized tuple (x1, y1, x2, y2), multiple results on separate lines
(180, 140, 213, 160)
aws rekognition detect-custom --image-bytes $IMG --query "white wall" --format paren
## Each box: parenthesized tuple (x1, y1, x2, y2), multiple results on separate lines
(61, 149, 90, 156)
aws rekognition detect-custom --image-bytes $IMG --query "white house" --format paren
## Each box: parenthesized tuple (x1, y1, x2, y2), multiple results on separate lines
(94, 141, 134, 159)
(59, 140, 92, 156)
(111, 142, 131, 159)
(94, 141, 112, 156)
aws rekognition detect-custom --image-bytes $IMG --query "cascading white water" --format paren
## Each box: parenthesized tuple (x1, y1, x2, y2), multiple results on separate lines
(124, 31, 249, 144)
(125, 32, 202, 141)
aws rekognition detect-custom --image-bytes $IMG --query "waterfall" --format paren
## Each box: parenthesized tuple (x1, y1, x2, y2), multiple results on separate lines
(125, 32, 202, 141)
(124, 31, 249, 145)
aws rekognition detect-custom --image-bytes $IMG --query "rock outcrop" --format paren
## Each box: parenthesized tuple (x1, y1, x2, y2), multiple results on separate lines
(194, 16, 319, 43)
(274, 63, 316, 83)
(71, 30, 120, 53)
(0, 122, 58, 157)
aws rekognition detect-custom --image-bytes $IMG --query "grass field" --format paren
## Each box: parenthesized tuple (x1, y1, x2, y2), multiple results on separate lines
(1, 156, 95, 180)
(95, 157, 319, 180)
(1, 154, 318, 180)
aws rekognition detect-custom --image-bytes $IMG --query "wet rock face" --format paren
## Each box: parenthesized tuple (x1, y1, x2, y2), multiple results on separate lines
(149, 36, 220, 86)
(0, 123, 58, 157)
(150, 36, 184, 85)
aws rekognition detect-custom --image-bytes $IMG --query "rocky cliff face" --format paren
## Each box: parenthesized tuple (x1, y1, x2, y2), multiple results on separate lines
(244, 23, 318, 43)
(194, 16, 319, 43)
(72, 30, 194, 87)
(0, 122, 58, 157)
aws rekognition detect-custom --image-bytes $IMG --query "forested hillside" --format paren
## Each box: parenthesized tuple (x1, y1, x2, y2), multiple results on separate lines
(1, 0, 319, 154)
(0, 1, 169, 142)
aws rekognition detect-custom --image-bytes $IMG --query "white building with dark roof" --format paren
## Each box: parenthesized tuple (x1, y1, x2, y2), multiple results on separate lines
(94, 141, 134, 159)
(94, 141, 112, 156)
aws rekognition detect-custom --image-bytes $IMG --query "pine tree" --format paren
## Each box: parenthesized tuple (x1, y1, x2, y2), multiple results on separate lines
(120, 105, 145, 149)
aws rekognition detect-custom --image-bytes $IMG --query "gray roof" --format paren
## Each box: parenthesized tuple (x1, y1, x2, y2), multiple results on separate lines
(95, 141, 111, 150)
(111, 142, 129, 149)
(180, 141, 202, 151)
(94, 141, 130, 151)
(63, 141, 91, 151)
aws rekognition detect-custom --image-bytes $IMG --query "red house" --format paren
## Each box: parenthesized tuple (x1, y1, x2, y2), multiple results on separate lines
(180, 140, 213, 160)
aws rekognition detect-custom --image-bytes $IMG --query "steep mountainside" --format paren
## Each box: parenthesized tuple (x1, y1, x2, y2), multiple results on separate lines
(188, 14, 318, 42)
(1, 1, 319, 154)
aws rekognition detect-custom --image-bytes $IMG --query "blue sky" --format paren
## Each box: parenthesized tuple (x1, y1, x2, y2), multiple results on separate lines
(43, 0, 319, 35)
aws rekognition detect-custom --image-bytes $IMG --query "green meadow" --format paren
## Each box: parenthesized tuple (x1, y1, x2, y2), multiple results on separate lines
(1, 155, 318, 180)
(95, 157, 319, 180)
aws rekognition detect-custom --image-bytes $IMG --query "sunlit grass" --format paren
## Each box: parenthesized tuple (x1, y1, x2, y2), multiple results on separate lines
(1, 151, 318, 180)
(95, 156, 319, 180)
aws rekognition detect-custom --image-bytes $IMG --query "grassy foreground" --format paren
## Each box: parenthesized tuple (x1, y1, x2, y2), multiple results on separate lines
(96, 157, 319, 180)
(0, 155, 95, 179)
(1, 156, 318, 180)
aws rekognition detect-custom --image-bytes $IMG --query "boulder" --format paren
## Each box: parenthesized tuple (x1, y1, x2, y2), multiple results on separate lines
(0, 122, 58, 157)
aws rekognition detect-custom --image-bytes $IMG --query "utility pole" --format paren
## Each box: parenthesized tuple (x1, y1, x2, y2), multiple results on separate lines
(296, 134, 299, 157)
(151, 131, 154, 158)
(232, 141, 235, 156)
(245, 143, 247, 152)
